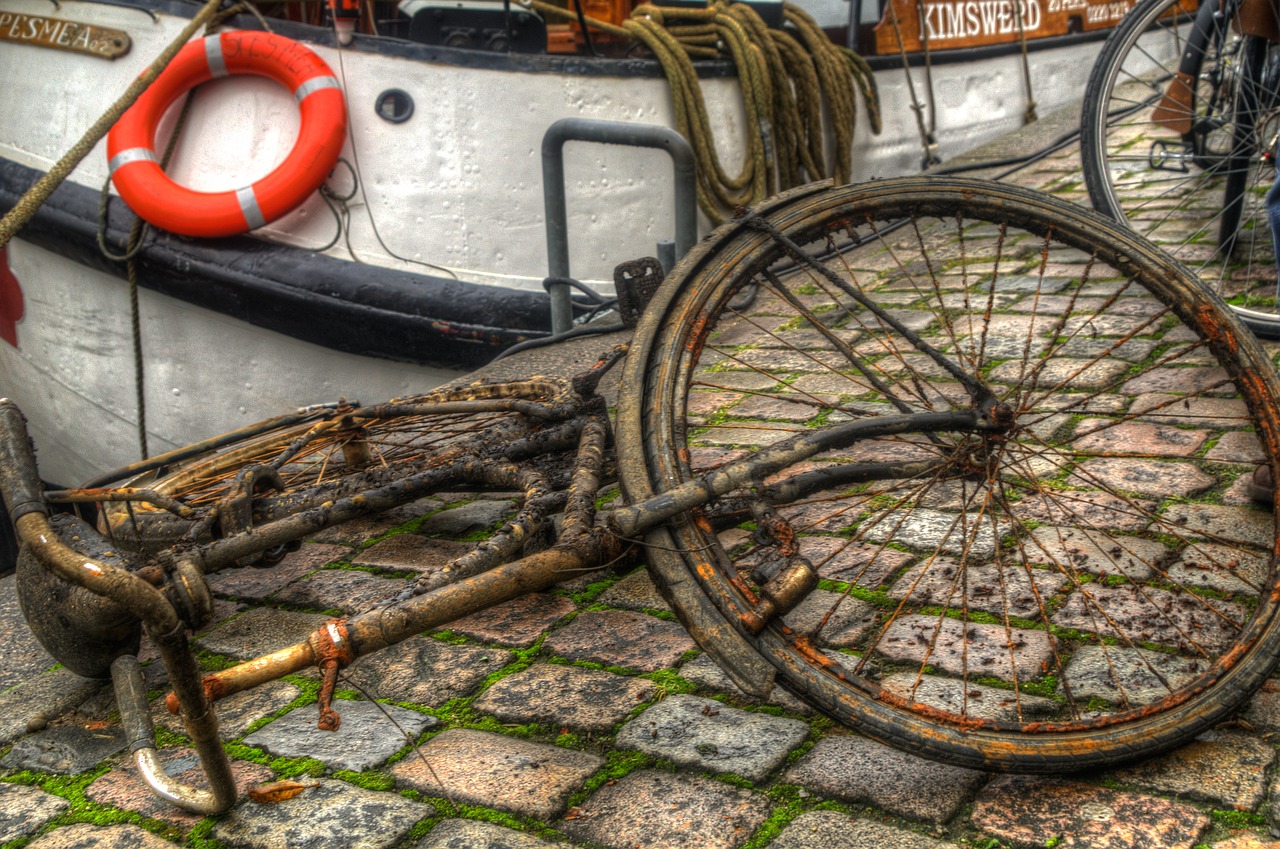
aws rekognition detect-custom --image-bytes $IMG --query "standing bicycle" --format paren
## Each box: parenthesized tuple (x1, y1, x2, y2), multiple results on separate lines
(1081, 0, 1280, 335)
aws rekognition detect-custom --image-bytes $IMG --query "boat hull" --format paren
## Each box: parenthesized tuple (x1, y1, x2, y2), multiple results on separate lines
(0, 0, 1148, 484)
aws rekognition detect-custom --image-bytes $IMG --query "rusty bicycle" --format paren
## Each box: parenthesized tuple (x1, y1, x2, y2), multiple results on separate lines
(5, 176, 1280, 813)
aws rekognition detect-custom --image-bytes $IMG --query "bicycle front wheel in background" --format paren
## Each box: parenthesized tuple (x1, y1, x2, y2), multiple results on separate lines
(617, 176, 1280, 772)
(1080, 0, 1280, 337)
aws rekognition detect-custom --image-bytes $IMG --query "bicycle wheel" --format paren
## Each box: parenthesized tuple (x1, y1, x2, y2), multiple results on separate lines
(97, 380, 581, 556)
(617, 176, 1280, 772)
(1081, 0, 1280, 337)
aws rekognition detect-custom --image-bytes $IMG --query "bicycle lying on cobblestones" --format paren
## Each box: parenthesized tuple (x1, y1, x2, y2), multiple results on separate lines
(1080, 0, 1280, 337)
(4, 176, 1280, 814)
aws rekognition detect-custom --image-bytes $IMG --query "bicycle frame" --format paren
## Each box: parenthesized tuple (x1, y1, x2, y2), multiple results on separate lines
(0, 357, 997, 813)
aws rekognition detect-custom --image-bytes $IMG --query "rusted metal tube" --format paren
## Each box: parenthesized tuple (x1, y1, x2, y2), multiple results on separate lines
(114, 655, 235, 814)
(0, 402, 234, 812)
(605, 411, 979, 538)
(175, 536, 628, 707)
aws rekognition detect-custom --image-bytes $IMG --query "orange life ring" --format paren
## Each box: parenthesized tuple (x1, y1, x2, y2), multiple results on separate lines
(107, 31, 347, 238)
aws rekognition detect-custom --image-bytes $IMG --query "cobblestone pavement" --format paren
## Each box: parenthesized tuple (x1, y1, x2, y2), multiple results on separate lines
(7, 105, 1280, 849)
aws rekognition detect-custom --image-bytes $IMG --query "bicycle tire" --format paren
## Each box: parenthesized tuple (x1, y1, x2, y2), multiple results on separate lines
(617, 176, 1280, 772)
(1081, 0, 1280, 338)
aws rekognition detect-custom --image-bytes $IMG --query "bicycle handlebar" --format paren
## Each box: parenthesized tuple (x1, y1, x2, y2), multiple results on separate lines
(0, 399, 49, 522)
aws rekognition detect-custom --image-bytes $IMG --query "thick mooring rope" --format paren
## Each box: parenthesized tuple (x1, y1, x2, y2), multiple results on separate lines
(530, 0, 881, 223)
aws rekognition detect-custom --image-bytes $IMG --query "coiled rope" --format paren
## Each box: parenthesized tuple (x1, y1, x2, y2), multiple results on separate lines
(529, 0, 881, 223)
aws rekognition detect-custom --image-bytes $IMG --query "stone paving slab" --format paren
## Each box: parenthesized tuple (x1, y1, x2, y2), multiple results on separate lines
(391, 729, 603, 819)
(471, 663, 657, 732)
(27, 823, 180, 848)
(558, 769, 771, 849)
(414, 818, 567, 848)
(0, 781, 69, 843)
(85, 747, 274, 828)
(615, 693, 809, 781)
(771, 811, 962, 849)
(541, 609, 697, 672)
(344, 634, 514, 705)
(242, 700, 437, 772)
(783, 735, 987, 824)
(1103, 732, 1275, 811)
(972, 775, 1212, 849)
(211, 779, 428, 849)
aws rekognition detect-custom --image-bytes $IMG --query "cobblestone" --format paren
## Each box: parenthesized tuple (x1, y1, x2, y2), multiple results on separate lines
(472, 663, 656, 731)
(391, 729, 603, 819)
(558, 769, 771, 849)
(344, 634, 513, 705)
(615, 694, 809, 781)
(783, 735, 986, 824)
(972, 775, 1211, 849)
(0, 782, 68, 843)
(541, 609, 696, 672)
(1104, 732, 1275, 811)
(242, 700, 437, 772)
(770, 811, 962, 849)
(212, 779, 428, 849)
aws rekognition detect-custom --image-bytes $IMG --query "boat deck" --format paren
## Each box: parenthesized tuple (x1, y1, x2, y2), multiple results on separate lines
(2, 101, 1279, 849)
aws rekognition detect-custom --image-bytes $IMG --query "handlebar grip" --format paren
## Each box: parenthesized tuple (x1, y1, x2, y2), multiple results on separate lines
(0, 399, 47, 520)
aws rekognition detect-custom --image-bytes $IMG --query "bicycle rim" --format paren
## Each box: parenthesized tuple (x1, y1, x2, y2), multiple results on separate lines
(1081, 0, 1280, 337)
(617, 176, 1280, 772)
(98, 384, 572, 552)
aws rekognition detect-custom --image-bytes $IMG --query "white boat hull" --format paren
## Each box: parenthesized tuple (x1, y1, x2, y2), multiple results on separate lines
(0, 0, 1148, 484)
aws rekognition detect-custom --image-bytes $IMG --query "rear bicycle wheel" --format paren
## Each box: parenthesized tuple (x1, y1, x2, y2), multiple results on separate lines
(618, 176, 1280, 772)
(97, 380, 581, 556)
(1080, 0, 1280, 337)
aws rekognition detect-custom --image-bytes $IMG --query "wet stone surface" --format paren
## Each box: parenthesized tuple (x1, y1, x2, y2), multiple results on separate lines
(1069, 458, 1217, 499)
(344, 634, 514, 705)
(783, 735, 986, 824)
(471, 663, 657, 732)
(615, 694, 809, 781)
(541, 610, 696, 672)
(558, 769, 771, 849)
(212, 779, 428, 849)
(1, 724, 125, 775)
(875, 615, 1056, 683)
(972, 775, 1211, 849)
(242, 700, 437, 772)
(1061, 646, 1210, 706)
(770, 811, 962, 849)
(0, 782, 69, 843)
(392, 729, 603, 819)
